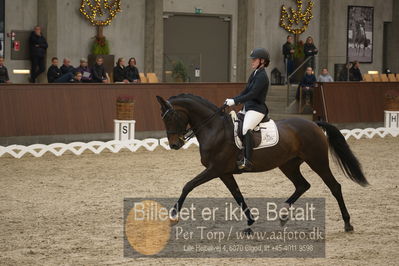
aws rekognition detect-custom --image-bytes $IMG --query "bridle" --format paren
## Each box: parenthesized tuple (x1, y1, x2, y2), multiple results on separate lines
(161, 103, 227, 142)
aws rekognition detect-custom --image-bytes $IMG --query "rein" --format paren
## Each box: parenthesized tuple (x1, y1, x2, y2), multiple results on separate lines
(162, 104, 227, 142)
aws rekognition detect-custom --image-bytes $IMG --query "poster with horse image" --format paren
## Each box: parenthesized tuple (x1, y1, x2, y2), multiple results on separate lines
(347, 6, 374, 63)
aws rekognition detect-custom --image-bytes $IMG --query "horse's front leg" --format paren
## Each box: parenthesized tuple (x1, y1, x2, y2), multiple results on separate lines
(220, 174, 255, 235)
(220, 174, 255, 226)
(170, 167, 219, 220)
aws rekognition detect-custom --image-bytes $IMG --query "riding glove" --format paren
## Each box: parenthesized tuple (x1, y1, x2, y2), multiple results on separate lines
(225, 99, 235, 106)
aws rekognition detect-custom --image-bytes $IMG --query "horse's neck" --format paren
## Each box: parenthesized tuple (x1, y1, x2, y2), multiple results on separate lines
(175, 99, 222, 142)
(181, 101, 215, 127)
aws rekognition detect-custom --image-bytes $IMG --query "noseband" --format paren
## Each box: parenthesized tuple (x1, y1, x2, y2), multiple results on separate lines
(161, 103, 227, 142)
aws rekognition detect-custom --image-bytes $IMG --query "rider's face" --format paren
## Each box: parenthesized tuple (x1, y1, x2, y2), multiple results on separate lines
(251, 58, 260, 69)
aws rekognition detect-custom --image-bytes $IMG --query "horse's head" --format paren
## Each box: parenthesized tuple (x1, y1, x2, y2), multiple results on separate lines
(156, 96, 189, 150)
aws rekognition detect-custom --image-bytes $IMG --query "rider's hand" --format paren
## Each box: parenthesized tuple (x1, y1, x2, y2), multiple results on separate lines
(225, 99, 235, 107)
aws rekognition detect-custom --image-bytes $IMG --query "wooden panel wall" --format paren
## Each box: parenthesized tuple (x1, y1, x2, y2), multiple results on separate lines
(0, 83, 245, 137)
(313, 82, 399, 123)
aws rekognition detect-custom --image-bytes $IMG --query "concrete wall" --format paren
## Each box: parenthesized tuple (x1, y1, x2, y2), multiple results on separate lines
(3, 0, 397, 83)
(253, 0, 321, 79)
(325, 0, 393, 74)
(385, 0, 399, 73)
(4, 0, 38, 83)
(164, 0, 238, 81)
(4, 0, 145, 83)
(55, 0, 145, 74)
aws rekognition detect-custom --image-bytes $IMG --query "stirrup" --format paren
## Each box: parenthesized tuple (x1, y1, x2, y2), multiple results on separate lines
(237, 157, 253, 170)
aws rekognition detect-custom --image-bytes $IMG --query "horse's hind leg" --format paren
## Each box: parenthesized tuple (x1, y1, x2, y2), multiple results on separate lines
(279, 158, 310, 205)
(305, 156, 354, 232)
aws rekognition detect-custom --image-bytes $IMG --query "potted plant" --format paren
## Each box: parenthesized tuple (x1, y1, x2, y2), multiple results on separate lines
(116, 96, 134, 120)
(172, 61, 188, 82)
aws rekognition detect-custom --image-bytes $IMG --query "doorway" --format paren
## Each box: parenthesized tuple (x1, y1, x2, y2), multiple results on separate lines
(164, 14, 231, 82)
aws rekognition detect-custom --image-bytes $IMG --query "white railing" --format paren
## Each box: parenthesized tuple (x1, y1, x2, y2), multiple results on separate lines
(0, 127, 398, 158)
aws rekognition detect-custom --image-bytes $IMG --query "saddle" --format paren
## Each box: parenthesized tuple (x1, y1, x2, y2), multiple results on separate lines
(230, 111, 279, 150)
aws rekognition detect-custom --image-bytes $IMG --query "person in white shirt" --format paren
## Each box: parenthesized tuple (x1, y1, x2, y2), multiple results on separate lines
(318, 68, 334, 82)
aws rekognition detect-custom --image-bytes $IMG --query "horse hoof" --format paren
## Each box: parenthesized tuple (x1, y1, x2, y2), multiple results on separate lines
(243, 228, 253, 235)
(169, 216, 179, 226)
(345, 224, 354, 232)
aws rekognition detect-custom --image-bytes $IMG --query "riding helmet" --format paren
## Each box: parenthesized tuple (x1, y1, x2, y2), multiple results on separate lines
(249, 48, 270, 61)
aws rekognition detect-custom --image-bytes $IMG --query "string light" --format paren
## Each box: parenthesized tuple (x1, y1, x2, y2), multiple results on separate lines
(80, 0, 122, 26)
(280, 0, 314, 35)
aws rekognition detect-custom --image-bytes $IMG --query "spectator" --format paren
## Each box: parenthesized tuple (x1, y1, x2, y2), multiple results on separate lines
(47, 57, 61, 83)
(304, 36, 318, 70)
(113, 57, 129, 83)
(282, 35, 295, 82)
(69, 72, 83, 83)
(92, 56, 109, 83)
(29, 25, 48, 83)
(296, 67, 317, 101)
(349, 61, 363, 81)
(339, 62, 352, 81)
(76, 58, 93, 83)
(60, 58, 75, 75)
(0, 56, 11, 83)
(318, 68, 334, 82)
(126, 57, 141, 83)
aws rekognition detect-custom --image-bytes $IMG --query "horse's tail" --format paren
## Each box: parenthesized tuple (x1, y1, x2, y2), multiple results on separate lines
(316, 121, 369, 187)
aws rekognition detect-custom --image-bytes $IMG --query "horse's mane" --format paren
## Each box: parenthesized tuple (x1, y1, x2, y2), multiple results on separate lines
(168, 93, 219, 111)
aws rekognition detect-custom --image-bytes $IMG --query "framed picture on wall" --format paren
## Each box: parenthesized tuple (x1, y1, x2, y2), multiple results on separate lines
(347, 6, 374, 63)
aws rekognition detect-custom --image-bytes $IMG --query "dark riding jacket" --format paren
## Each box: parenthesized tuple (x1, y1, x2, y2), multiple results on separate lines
(233, 67, 269, 115)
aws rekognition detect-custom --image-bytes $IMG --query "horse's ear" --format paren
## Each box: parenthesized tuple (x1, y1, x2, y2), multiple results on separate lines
(156, 96, 173, 110)
(156, 96, 167, 108)
(156, 95, 165, 104)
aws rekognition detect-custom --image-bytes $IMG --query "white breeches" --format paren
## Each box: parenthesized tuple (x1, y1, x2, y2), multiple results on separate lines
(242, 110, 265, 135)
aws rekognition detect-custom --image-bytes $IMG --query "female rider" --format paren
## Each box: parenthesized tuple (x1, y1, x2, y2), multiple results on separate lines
(225, 48, 270, 170)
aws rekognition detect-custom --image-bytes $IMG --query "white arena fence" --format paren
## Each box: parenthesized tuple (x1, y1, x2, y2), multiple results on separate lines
(0, 127, 398, 159)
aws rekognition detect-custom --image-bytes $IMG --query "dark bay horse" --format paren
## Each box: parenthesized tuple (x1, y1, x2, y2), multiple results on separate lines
(156, 94, 368, 232)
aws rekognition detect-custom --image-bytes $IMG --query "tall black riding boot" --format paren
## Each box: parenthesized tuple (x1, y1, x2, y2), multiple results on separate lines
(237, 131, 254, 170)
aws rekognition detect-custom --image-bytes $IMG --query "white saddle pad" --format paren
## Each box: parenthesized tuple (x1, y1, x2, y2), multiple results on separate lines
(230, 111, 279, 150)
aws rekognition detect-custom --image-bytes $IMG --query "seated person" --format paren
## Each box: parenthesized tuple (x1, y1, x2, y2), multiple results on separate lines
(60, 58, 75, 75)
(125, 57, 141, 83)
(47, 57, 61, 83)
(0, 56, 11, 83)
(296, 67, 316, 103)
(349, 61, 363, 81)
(75, 58, 93, 83)
(318, 68, 334, 82)
(338, 62, 351, 81)
(92, 56, 109, 83)
(69, 72, 83, 83)
(113, 57, 129, 83)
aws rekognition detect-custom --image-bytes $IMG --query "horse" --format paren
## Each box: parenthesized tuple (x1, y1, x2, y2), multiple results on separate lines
(353, 20, 368, 56)
(156, 94, 368, 232)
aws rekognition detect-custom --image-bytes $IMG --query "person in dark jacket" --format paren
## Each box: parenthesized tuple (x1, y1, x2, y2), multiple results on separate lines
(29, 26, 48, 83)
(92, 56, 109, 83)
(296, 67, 317, 103)
(76, 58, 93, 83)
(47, 57, 61, 83)
(349, 61, 363, 81)
(304, 36, 318, 69)
(113, 57, 129, 83)
(125, 57, 141, 83)
(0, 56, 11, 83)
(60, 58, 75, 75)
(282, 35, 295, 81)
(225, 48, 270, 170)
